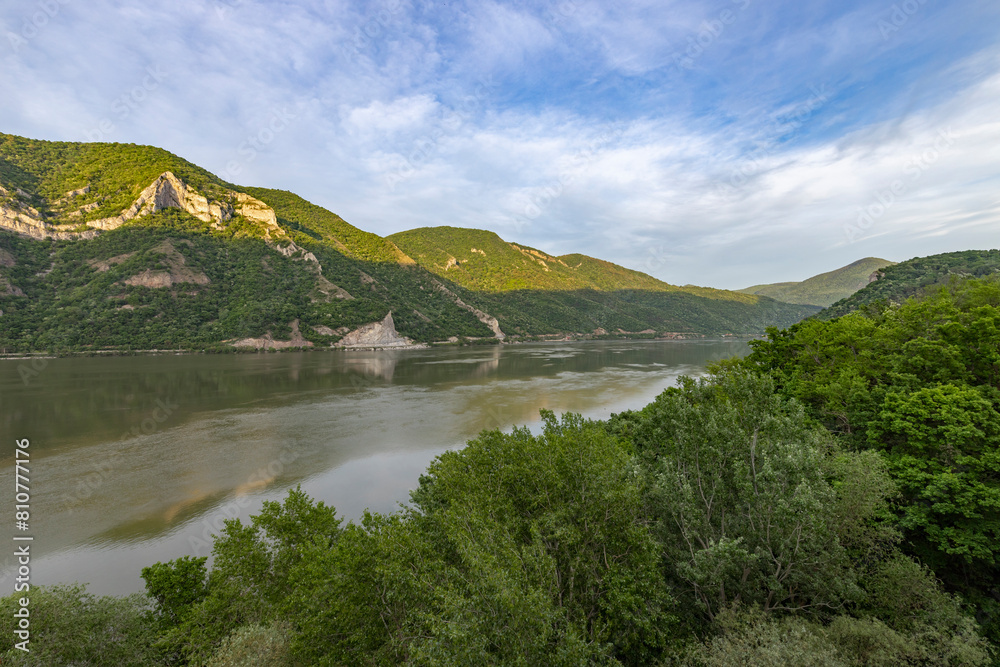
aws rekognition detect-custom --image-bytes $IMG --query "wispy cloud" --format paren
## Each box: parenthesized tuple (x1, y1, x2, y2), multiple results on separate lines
(1, 0, 998, 288)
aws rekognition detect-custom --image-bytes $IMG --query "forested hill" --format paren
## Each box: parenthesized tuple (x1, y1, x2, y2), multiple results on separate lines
(739, 256, 896, 307)
(818, 249, 1000, 319)
(0, 132, 817, 352)
(388, 226, 679, 293)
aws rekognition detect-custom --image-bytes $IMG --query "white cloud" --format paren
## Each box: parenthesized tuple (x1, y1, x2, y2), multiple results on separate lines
(343, 94, 440, 135)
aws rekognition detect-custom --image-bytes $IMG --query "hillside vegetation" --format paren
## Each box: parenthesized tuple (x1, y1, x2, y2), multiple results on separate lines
(818, 249, 1000, 319)
(390, 226, 764, 303)
(0, 133, 818, 351)
(0, 211, 494, 351)
(739, 257, 896, 307)
(0, 133, 231, 225)
(388, 226, 675, 293)
(387, 226, 817, 336)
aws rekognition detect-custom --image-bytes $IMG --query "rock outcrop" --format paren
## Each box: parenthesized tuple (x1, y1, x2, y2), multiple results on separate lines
(87, 172, 233, 231)
(230, 319, 313, 349)
(430, 279, 505, 339)
(120, 240, 209, 288)
(0, 171, 289, 243)
(0, 202, 99, 240)
(336, 312, 417, 348)
(0, 276, 24, 297)
(233, 192, 280, 233)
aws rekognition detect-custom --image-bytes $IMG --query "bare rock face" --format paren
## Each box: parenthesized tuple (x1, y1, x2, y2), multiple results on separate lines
(0, 276, 25, 297)
(430, 279, 505, 339)
(0, 205, 97, 240)
(230, 319, 314, 350)
(120, 240, 210, 287)
(1, 205, 62, 240)
(87, 172, 234, 231)
(337, 312, 416, 348)
(64, 185, 91, 198)
(234, 192, 280, 234)
(123, 270, 174, 288)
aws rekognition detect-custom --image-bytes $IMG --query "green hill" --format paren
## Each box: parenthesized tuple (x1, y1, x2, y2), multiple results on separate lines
(387, 226, 674, 293)
(387, 226, 819, 335)
(389, 226, 780, 305)
(739, 257, 896, 307)
(0, 133, 818, 352)
(817, 249, 1000, 319)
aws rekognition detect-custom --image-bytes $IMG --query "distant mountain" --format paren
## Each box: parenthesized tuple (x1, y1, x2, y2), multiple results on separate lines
(817, 250, 1000, 320)
(739, 257, 896, 307)
(388, 226, 771, 302)
(387, 226, 671, 293)
(0, 132, 818, 352)
(387, 226, 820, 336)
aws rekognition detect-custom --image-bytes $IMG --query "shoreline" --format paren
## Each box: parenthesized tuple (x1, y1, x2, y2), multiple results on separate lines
(0, 333, 764, 360)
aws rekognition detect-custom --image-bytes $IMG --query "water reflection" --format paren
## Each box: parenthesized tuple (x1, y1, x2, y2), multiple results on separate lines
(0, 340, 748, 594)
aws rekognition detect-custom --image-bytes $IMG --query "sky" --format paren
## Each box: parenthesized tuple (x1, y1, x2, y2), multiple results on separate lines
(1, 0, 998, 290)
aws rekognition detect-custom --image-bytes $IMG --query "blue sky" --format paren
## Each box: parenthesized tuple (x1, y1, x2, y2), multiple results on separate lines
(1, 0, 998, 289)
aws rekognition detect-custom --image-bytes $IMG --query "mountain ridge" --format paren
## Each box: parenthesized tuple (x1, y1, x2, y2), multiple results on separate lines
(816, 249, 1000, 319)
(739, 257, 896, 307)
(0, 132, 818, 352)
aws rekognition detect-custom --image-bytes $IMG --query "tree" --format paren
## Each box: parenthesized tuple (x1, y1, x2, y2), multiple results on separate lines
(286, 412, 675, 666)
(614, 369, 891, 623)
(143, 487, 342, 665)
(0, 584, 162, 667)
(745, 278, 1000, 646)
(867, 383, 1000, 569)
(141, 555, 208, 627)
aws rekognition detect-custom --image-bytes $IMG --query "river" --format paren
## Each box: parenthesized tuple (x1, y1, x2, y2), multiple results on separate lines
(0, 339, 748, 595)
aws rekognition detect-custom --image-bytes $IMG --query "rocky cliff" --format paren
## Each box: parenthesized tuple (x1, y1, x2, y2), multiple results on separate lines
(336, 312, 419, 348)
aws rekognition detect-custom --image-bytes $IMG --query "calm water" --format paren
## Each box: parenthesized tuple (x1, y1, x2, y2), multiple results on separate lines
(0, 340, 748, 595)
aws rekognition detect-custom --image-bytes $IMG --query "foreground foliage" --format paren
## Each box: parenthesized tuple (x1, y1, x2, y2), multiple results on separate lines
(748, 276, 1000, 649)
(2, 278, 998, 664)
(0, 584, 159, 666)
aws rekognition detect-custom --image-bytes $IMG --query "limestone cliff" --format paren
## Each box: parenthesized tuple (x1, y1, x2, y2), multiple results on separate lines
(86, 172, 233, 231)
(0, 172, 345, 301)
(430, 279, 505, 339)
(0, 171, 286, 240)
(336, 312, 418, 348)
